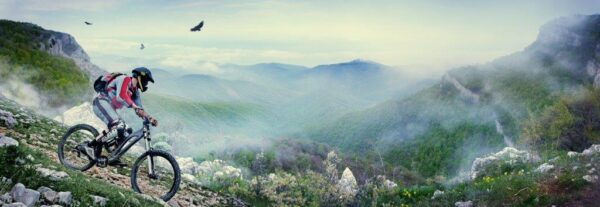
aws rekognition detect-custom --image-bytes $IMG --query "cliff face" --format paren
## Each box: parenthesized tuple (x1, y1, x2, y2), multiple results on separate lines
(40, 30, 106, 80)
(526, 14, 600, 86)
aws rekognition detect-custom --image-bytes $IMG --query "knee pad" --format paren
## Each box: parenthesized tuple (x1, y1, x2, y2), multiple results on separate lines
(109, 120, 126, 138)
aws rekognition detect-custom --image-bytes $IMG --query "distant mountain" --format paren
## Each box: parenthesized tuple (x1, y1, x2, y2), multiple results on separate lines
(302, 14, 600, 178)
(151, 59, 432, 135)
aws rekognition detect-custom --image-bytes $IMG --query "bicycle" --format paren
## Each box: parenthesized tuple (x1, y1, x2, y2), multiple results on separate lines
(57, 117, 181, 201)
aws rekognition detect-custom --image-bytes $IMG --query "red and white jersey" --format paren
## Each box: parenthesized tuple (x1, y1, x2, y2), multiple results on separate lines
(103, 75, 142, 110)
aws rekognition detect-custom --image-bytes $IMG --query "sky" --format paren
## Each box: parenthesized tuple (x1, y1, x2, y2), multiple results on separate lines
(1, 0, 600, 75)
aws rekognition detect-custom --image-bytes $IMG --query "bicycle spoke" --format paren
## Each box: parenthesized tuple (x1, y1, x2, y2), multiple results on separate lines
(133, 153, 177, 200)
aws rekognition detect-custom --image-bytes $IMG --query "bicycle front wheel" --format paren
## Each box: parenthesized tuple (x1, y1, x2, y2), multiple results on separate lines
(130, 149, 181, 201)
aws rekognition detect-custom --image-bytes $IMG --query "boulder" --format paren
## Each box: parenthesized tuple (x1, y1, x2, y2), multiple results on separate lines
(57, 192, 72, 206)
(10, 183, 40, 207)
(0, 109, 17, 128)
(37, 187, 57, 203)
(0, 136, 19, 147)
(337, 167, 358, 198)
(53, 102, 104, 130)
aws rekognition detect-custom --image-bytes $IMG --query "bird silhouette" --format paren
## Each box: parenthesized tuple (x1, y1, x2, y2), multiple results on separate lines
(190, 21, 204, 32)
(140, 43, 145, 50)
(84, 21, 92, 25)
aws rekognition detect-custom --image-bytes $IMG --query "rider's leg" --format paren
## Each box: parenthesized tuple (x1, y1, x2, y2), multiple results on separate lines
(92, 96, 121, 144)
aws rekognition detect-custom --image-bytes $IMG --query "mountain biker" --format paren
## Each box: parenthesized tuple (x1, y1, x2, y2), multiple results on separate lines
(80, 67, 158, 166)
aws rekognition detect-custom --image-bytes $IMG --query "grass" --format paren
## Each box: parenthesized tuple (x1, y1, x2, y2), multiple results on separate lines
(0, 146, 163, 207)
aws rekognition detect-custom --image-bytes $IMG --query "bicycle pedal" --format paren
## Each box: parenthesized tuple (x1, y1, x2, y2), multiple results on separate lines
(96, 156, 108, 168)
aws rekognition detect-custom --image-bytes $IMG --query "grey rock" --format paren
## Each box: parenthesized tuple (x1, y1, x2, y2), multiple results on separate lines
(167, 200, 180, 207)
(89, 195, 108, 207)
(0, 193, 11, 203)
(37, 187, 57, 203)
(431, 190, 444, 200)
(0, 136, 18, 147)
(0, 109, 17, 128)
(3, 202, 28, 207)
(455, 200, 473, 207)
(1, 177, 12, 185)
(36, 168, 69, 181)
(57, 192, 71, 206)
(40, 205, 62, 207)
(10, 183, 40, 207)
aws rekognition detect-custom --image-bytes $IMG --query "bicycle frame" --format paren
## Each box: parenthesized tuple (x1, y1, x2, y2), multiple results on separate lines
(107, 119, 152, 165)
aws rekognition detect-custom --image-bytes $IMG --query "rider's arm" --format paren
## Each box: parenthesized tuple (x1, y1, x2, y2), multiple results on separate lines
(133, 90, 143, 109)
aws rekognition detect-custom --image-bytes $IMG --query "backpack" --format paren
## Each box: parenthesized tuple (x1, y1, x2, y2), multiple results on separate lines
(93, 72, 124, 93)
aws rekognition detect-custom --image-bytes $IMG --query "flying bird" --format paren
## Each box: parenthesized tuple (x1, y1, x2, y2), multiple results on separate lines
(140, 43, 145, 50)
(190, 21, 204, 32)
(84, 21, 92, 25)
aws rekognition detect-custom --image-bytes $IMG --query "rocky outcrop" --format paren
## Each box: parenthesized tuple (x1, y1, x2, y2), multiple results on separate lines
(41, 30, 106, 80)
(470, 147, 535, 179)
(337, 168, 358, 199)
(442, 74, 480, 104)
(528, 15, 600, 87)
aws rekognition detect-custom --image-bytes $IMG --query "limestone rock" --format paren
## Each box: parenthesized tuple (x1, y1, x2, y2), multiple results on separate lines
(0, 109, 17, 128)
(455, 200, 473, 207)
(431, 190, 444, 200)
(10, 183, 40, 207)
(53, 102, 104, 130)
(0, 136, 18, 147)
(3, 202, 28, 207)
(0, 193, 12, 203)
(36, 168, 69, 181)
(470, 147, 534, 179)
(37, 187, 57, 203)
(535, 163, 555, 173)
(337, 167, 358, 198)
(57, 192, 72, 206)
(90, 195, 108, 207)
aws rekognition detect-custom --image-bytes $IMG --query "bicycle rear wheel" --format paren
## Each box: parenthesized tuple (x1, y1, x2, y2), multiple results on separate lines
(57, 124, 98, 171)
(131, 149, 181, 201)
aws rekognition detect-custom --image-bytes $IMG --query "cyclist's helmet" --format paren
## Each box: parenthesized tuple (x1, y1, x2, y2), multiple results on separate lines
(131, 67, 154, 92)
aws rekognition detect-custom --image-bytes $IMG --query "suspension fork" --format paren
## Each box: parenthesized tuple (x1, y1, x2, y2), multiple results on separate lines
(145, 137, 155, 176)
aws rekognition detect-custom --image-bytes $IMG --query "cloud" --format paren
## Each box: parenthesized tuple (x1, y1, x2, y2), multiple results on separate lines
(3, 0, 122, 12)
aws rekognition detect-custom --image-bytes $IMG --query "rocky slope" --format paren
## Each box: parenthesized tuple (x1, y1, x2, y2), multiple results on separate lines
(0, 96, 247, 206)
